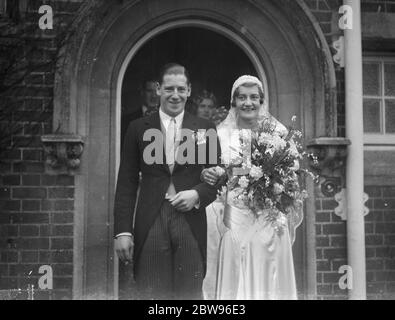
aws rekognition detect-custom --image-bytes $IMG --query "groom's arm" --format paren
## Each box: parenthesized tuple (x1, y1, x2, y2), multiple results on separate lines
(113, 121, 140, 236)
(191, 122, 222, 209)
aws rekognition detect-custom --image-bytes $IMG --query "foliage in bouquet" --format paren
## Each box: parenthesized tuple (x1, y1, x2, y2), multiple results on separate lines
(219, 116, 318, 224)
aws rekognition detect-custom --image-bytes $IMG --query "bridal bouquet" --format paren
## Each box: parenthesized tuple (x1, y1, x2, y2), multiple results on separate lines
(216, 116, 317, 235)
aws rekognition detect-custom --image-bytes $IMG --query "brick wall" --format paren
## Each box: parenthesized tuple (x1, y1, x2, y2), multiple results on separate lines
(361, 0, 395, 12)
(304, 0, 395, 300)
(364, 186, 395, 299)
(356, 2, 395, 299)
(0, 0, 83, 300)
(303, 0, 347, 300)
(314, 186, 395, 300)
(314, 186, 348, 300)
(1, 0, 394, 300)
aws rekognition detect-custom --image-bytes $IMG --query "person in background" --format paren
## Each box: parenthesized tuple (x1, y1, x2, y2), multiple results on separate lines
(121, 79, 160, 146)
(194, 90, 217, 120)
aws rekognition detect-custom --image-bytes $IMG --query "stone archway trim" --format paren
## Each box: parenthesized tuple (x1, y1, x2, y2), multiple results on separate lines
(52, 0, 337, 299)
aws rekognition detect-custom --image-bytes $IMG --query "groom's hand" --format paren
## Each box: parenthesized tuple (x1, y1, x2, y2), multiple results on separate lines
(169, 190, 199, 212)
(115, 235, 134, 263)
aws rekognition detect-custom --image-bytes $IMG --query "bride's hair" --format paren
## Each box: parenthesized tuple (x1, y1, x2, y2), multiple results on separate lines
(230, 82, 265, 108)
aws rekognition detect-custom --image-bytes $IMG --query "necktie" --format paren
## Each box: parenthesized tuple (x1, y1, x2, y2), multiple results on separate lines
(166, 118, 176, 170)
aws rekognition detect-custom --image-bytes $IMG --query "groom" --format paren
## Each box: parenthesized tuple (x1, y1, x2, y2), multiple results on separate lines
(114, 63, 220, 300)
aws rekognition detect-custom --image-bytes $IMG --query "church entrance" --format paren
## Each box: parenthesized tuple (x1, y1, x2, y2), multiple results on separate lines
(118, 24, 305, 299)
(54, 0, 336, 299)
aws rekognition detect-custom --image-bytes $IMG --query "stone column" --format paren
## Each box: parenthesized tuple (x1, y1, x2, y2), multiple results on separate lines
(344, 0, 366, 300)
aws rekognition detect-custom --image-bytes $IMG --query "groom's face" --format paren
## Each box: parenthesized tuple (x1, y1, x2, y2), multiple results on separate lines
(157, 74, 191, 117)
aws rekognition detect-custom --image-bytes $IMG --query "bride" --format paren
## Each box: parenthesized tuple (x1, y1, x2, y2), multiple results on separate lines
(202, 75, 301, 300)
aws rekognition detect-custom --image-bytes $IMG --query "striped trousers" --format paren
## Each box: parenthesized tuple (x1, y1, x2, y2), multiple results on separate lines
(134, 200, 204, 300)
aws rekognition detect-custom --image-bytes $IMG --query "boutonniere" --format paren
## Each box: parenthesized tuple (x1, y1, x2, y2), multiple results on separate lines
(192, 130, 207, 145)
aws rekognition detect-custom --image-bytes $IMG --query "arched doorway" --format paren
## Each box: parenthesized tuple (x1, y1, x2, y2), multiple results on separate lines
(122, 27, 259, 110)
(118, 25, 264, 299)
(54, 0, 336, 299)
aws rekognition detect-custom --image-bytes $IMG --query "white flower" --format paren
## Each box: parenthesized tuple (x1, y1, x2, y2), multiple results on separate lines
(291, 115, 297, 122)
(277, 214, 288, 226)
(196, 131, 206, 145)
(265, 198, 274, 208)
(294, 130, 302, 138)
(238, 176, 250, 189)
(258, 132, 272, 146)
(264, 174, 270, 187)
(273, 182, 284, 195)
(230, 156, 243, 166)
(271, 135, 287, 151)
(214, 166, 226, 177)
(265, 147, 275, 157)
(252, 149, 260, 159)
(241, 158, 252, 170)
(239, 129, 251, 142)
(217, 186, 227, 203)
(290, 160, 300, 171)
(288, 140, 301, 158)
(249, 165, 263, 180)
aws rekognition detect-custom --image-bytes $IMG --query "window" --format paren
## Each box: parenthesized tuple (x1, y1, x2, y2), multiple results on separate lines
(0, 0, 7, 16)
(363, 57, 395, 145)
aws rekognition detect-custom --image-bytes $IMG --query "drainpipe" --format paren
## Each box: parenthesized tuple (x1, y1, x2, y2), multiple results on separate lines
(343, 0, 366, 299)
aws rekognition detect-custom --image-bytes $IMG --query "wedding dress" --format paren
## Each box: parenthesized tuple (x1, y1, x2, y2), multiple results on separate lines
(203, 113, 299, 300)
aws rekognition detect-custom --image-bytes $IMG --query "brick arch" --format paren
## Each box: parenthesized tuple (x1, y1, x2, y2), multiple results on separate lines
(53, 0, 336, 298)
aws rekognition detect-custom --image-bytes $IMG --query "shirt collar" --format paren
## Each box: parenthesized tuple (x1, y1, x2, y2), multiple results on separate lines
(159, 108, 184, 128)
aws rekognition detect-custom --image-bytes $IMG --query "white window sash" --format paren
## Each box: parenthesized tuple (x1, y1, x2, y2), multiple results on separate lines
(363, 56, 395, 144)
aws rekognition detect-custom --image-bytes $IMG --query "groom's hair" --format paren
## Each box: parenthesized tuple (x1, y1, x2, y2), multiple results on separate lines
(231, 82, 265, 108)
(159, 63, 190, 85)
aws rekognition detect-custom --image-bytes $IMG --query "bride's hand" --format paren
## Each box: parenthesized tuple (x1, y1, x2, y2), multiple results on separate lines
(201, 167, 220, 186)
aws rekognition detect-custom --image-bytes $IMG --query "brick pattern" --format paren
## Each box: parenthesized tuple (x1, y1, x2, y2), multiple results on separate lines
(303, 2, 348, 299)
(0, 0, 83, 300)
(314, 185, 348, 300)
(0, 174, 75, 300)
(364, 186, 395, 299)
(1, 0, 395, 300)
(361, 0, 395, 12)
(304, 0, 395, 301)
(303, 0, 395, 137)
(314, 185, 395, 300)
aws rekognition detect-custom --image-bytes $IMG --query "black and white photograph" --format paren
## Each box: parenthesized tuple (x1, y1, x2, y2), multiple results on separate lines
(1, 0, 395, 305)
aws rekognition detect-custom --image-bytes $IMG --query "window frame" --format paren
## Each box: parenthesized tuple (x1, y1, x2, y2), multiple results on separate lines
(363, 56, 395, 146)
(0, 0, 7, 16)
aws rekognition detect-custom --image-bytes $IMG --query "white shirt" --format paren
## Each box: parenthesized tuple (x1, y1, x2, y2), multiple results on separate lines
(159, 108, 184, 141)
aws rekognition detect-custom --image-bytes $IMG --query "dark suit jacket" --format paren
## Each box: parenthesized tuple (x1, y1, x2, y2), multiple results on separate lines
(114, 111, 221, 272)
(121, 109, 143, 147)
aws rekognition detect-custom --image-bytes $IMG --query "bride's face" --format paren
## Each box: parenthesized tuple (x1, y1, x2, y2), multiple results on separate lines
(234, 85, 261, 121)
